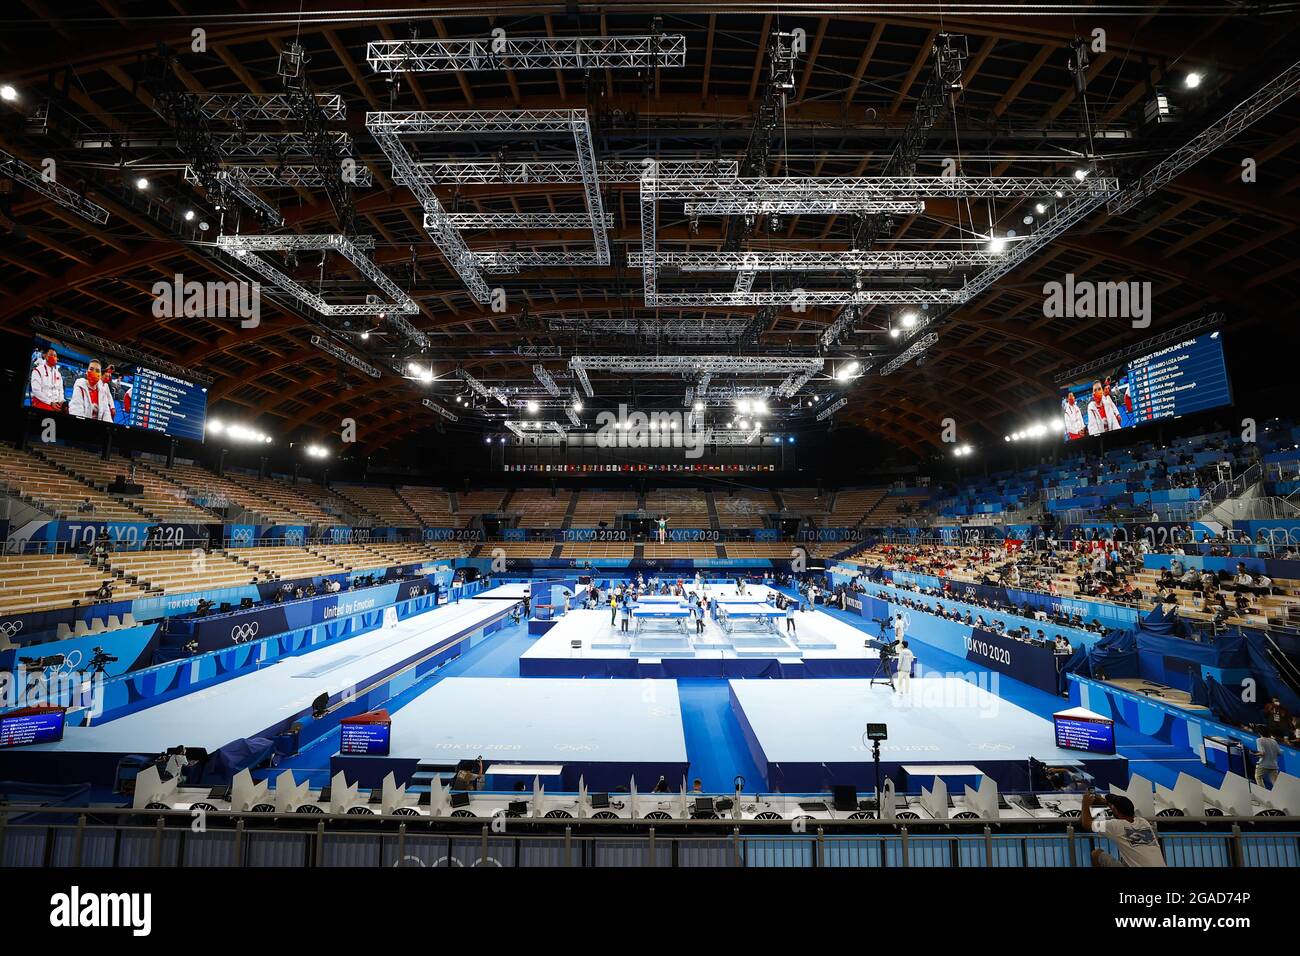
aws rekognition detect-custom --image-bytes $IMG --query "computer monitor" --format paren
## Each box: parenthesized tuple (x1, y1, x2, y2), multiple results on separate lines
(832, 784, 858, 811)
(590, 792, 610, 809)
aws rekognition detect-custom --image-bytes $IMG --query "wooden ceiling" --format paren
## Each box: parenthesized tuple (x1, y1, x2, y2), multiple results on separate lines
(1, 1, 1298, 458)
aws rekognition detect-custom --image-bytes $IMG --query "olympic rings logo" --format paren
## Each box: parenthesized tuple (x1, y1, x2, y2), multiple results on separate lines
(0, 620, 23, 637)
(230, 622, 260, 643)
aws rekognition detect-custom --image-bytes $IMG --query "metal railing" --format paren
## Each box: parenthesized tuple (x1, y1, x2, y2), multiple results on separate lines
(1, 805, 1295, 868)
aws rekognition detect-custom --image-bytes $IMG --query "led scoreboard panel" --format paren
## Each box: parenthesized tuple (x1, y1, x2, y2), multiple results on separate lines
(1059, 333, 1231, 442)
(24, 335, 208, 442)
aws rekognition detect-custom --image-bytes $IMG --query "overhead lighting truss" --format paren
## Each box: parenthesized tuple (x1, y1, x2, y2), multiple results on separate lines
(215, 234, 418, 317)
(686, 199, 923, 216)
(818, 308, 857, 350)
(1109, 56, 1300, 216)
(367, 109, 610, 298)
(504, 419, 567, 439)
(777, 366, 820, 398)
(630, 250, 1002, 272)
(0, 148, 110, 224)
(880, 332, 939, 376)
(475, 250, 607, 272)
(367, 34, 686, 73)
(570, 355, 822, 377)
(456, 367, 510, 406)
(381, 310, 429, 350)
(213, 131, 352, 157)
(572, 361, 594, 398)
(422, 398, 459, 422)
(309, 334, 382, 379)
(441, 212, 613, 230)
(533, 364, 562, 397)
(410, 159, 736, 185)
(190, 93, 346, 123)
(641, 172, 1117, 309)
(566, 406, 582, 427)
(185, 163, 372, 189)
(815, 397, 849, 421)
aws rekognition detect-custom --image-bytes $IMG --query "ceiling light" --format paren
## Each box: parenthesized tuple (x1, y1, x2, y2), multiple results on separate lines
(1035, 203, 1047, 215)
(692, 401, 704, 412)
(835, 360, 860, 381)
(360, 330, 370, 340)
(1073, 168, 1089, 181)
(1184, 71, 1203, 89)
(573, 401, 583, 412)
(135, 176, 149, 190)
(184, 209, 196, 222)
(526, 400, 539, 413)
(900, 311, 918, 328)
(0, 85, 17, 103)
(987, 235, 1007, 254)
(889, 327, 900, 339)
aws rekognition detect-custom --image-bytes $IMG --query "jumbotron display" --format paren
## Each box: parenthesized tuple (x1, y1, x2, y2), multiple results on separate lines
(1059, 333, 1232, 442)
(23, 335, 208, 442)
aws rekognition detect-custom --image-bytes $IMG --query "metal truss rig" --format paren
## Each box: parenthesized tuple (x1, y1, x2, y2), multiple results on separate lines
(1109, 55, 1300, 216)
(367, 109, 610, 301)
(640, 173, 1118, 308)
(185, 164, 373, 189)
(190, 93, 346, 123)
(0, 148, 110, 224)
(411, 160, 737, 186)
(366, 35, 686, 72)
(570, 355, 823, 378)
(310, 334, 382, 379)
(215, 234, 419, 318)
(456, 367, 510, 407)
(630, 250, 1003, 272)
(505, 419, 568, 439)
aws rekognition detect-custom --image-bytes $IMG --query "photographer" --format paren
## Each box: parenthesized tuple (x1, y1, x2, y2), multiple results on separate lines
(1080, 792, 1166, 867)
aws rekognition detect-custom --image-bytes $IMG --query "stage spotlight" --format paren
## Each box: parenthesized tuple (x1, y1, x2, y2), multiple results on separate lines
(360, 330, 369, 340)
(207, 420, 225, 435)
(835, 360, 860, 381)
(987, 234, 1007, 254)
(900, 310, 918, 328)
(889, 327, 900, 338)
(0, 85, 17, 102)
(1073, 168, 1089, 181)
(184, 209, 196, 222)
(526, 400, 539, 414)
(1035, 202, 1047, 214)
(736, 399, 751, 413)
(693, 401, 704, 412)
(1184, 71, 1203, 89)
(573, 400, 583, 412)
(135, 176, 150, 190)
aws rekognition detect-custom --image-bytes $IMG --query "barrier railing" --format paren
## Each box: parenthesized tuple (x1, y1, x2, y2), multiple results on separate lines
(1, 805, 1295, 868)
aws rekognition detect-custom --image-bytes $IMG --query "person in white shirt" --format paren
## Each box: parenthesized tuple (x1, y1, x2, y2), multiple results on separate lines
(68, 360, 115, 421)
(29, 348, 65, 411)
(1081, 792, 1166, 867)
(1085, 380, 1121, 435)
(1253, 731, 1281, 788)
(1061, 392, 1085, 439)
(893, 612, 908, 644)
(895, 640, 914, 693)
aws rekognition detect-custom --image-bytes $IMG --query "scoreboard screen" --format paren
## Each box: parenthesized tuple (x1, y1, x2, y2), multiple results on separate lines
(339, 721, 391, 756)
(24, 335, 208, 442)
(0, 708, 66, 748)
(1053, 708, 1116, 755)
(1059, 333, 1231, 442)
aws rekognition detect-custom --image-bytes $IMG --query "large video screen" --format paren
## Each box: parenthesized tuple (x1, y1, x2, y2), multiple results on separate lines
(24, 335, 208, 442)
(1059, 333, 1231, 442)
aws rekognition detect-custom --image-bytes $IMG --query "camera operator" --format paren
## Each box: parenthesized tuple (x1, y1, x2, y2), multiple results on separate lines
(1080, 792, 1166, 867)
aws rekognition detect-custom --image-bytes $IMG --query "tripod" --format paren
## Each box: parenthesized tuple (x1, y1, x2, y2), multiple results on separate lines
(869, 649, 895, 690)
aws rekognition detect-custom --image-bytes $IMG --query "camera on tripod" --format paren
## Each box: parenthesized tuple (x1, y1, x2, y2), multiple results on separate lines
(88, 646, 118, 674)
